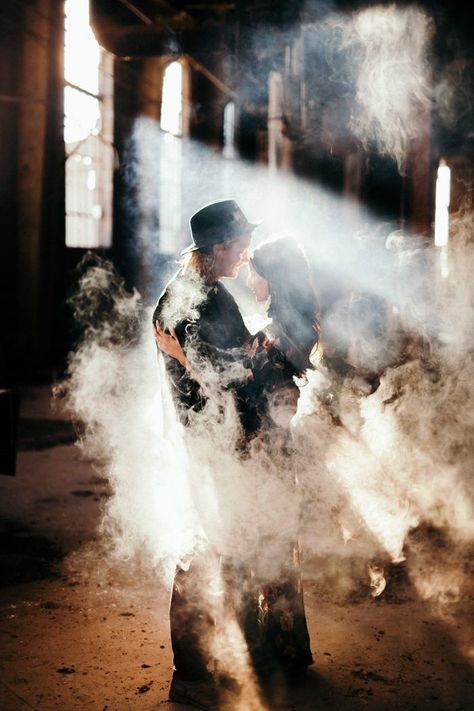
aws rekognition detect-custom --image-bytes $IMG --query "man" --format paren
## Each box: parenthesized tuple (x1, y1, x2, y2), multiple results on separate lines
(153, 199, 260, 709)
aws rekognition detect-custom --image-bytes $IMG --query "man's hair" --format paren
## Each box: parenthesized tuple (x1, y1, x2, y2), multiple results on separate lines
(182, 247, 216, 282)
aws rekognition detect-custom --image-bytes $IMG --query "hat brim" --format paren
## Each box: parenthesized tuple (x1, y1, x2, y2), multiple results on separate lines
(180, 219, 262, 256)
(180, 243, 200, 255)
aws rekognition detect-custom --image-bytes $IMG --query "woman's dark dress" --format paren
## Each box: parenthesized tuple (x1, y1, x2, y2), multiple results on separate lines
(244, 340, 313, 675)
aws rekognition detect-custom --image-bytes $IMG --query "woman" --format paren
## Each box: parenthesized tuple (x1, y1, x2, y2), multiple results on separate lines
(243, 238, 319, 677)
(249, 238, 320, 375)
(154, 237, 320, 678)
(246, 237, 320, 429)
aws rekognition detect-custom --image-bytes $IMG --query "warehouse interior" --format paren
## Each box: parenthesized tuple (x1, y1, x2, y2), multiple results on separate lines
(2, 0, 473, 379)
(1, 1, 474, 709)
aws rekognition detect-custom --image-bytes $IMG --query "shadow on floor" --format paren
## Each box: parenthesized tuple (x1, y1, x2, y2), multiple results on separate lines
(17, 418, 77, 451)
(0, 521, 63, 586)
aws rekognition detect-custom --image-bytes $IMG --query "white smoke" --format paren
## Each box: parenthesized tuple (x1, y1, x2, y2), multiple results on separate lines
(293, 207, 474, 606)
(60, 259, 200, 579)
(60, 257, 305, 586)
(61, 195, 474, 619)
(306, 4, 433, 169)
(348, 5, 432, 168)
(159, 267, 209, 329)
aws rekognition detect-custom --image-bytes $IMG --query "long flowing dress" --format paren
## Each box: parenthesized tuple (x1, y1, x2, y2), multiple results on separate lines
(243, 340, 314, 676)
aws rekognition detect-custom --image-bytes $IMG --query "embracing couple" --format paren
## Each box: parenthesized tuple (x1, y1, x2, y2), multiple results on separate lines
(153, 199, 320, 709)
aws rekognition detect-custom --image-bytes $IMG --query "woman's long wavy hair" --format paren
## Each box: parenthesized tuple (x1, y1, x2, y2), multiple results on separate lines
(251, 238, 320, 376)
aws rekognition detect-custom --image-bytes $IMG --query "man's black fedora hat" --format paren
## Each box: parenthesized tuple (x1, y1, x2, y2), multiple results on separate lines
(181, 199, 261, 255)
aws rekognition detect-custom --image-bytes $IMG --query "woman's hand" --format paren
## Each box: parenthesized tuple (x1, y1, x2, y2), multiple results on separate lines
(244, 333, 273, 359)
(154, 322, 209, 396)
(245, 335, 260, 359)
(153, 323, 187, 368)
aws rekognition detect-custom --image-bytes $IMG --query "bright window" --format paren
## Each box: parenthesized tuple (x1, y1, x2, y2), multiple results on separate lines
(434, 159, 451, 248)
(64, 0, 114, 248)
(223, 101, 235, 159)
(160, 62, 183, 136)
(159, 61, 186, 253)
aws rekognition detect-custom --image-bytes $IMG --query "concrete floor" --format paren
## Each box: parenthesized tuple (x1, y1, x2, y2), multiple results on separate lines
(0, 387, 473, 710)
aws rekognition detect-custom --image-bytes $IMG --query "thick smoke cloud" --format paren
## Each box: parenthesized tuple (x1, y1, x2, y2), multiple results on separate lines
(295, 208, 474, 607)
(61, 257, 305, 584)
(61, 206, 474, 618)
(59, 3, 474, 661)
(61, 258, 199, 578)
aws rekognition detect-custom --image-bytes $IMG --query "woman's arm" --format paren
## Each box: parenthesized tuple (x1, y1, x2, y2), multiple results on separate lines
(153, 322, 189, 369)
(153, 322, 211, 397)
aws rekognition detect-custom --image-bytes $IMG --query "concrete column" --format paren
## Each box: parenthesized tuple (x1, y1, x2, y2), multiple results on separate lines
(16, 0, 52, 363)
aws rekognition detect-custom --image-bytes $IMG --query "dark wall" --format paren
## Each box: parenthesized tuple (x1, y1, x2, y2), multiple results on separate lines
(0, 2, 21, 383)
(0, 0, 69, 382)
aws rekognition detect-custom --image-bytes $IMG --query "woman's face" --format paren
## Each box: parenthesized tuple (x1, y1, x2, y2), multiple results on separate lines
(247, 260, 269, 302)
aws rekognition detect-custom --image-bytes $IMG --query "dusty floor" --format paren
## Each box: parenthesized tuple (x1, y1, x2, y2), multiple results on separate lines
(0, 387, 473, 710)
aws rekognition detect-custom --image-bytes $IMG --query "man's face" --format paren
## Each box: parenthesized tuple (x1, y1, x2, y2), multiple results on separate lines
(213, 234, 251, 279)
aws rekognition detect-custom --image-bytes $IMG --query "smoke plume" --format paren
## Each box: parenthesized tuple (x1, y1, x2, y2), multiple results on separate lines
(61, 204, 474, 614)
(347, 5, 432, 168)
(295, 206, 474, 608)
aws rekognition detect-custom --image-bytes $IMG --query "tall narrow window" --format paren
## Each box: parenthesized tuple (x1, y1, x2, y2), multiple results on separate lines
(159, 61, 187, 253)
(434, 158, 451, 279)
(268, 71, 292, 170)
(223, 101, 236, 159)
(64, 0, 114, 248)
(160, 61, 183, 136)
(434, 159, 451, 247)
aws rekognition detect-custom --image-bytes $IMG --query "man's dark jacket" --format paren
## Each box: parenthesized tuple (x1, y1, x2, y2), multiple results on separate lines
(153, 270, 261, 434)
